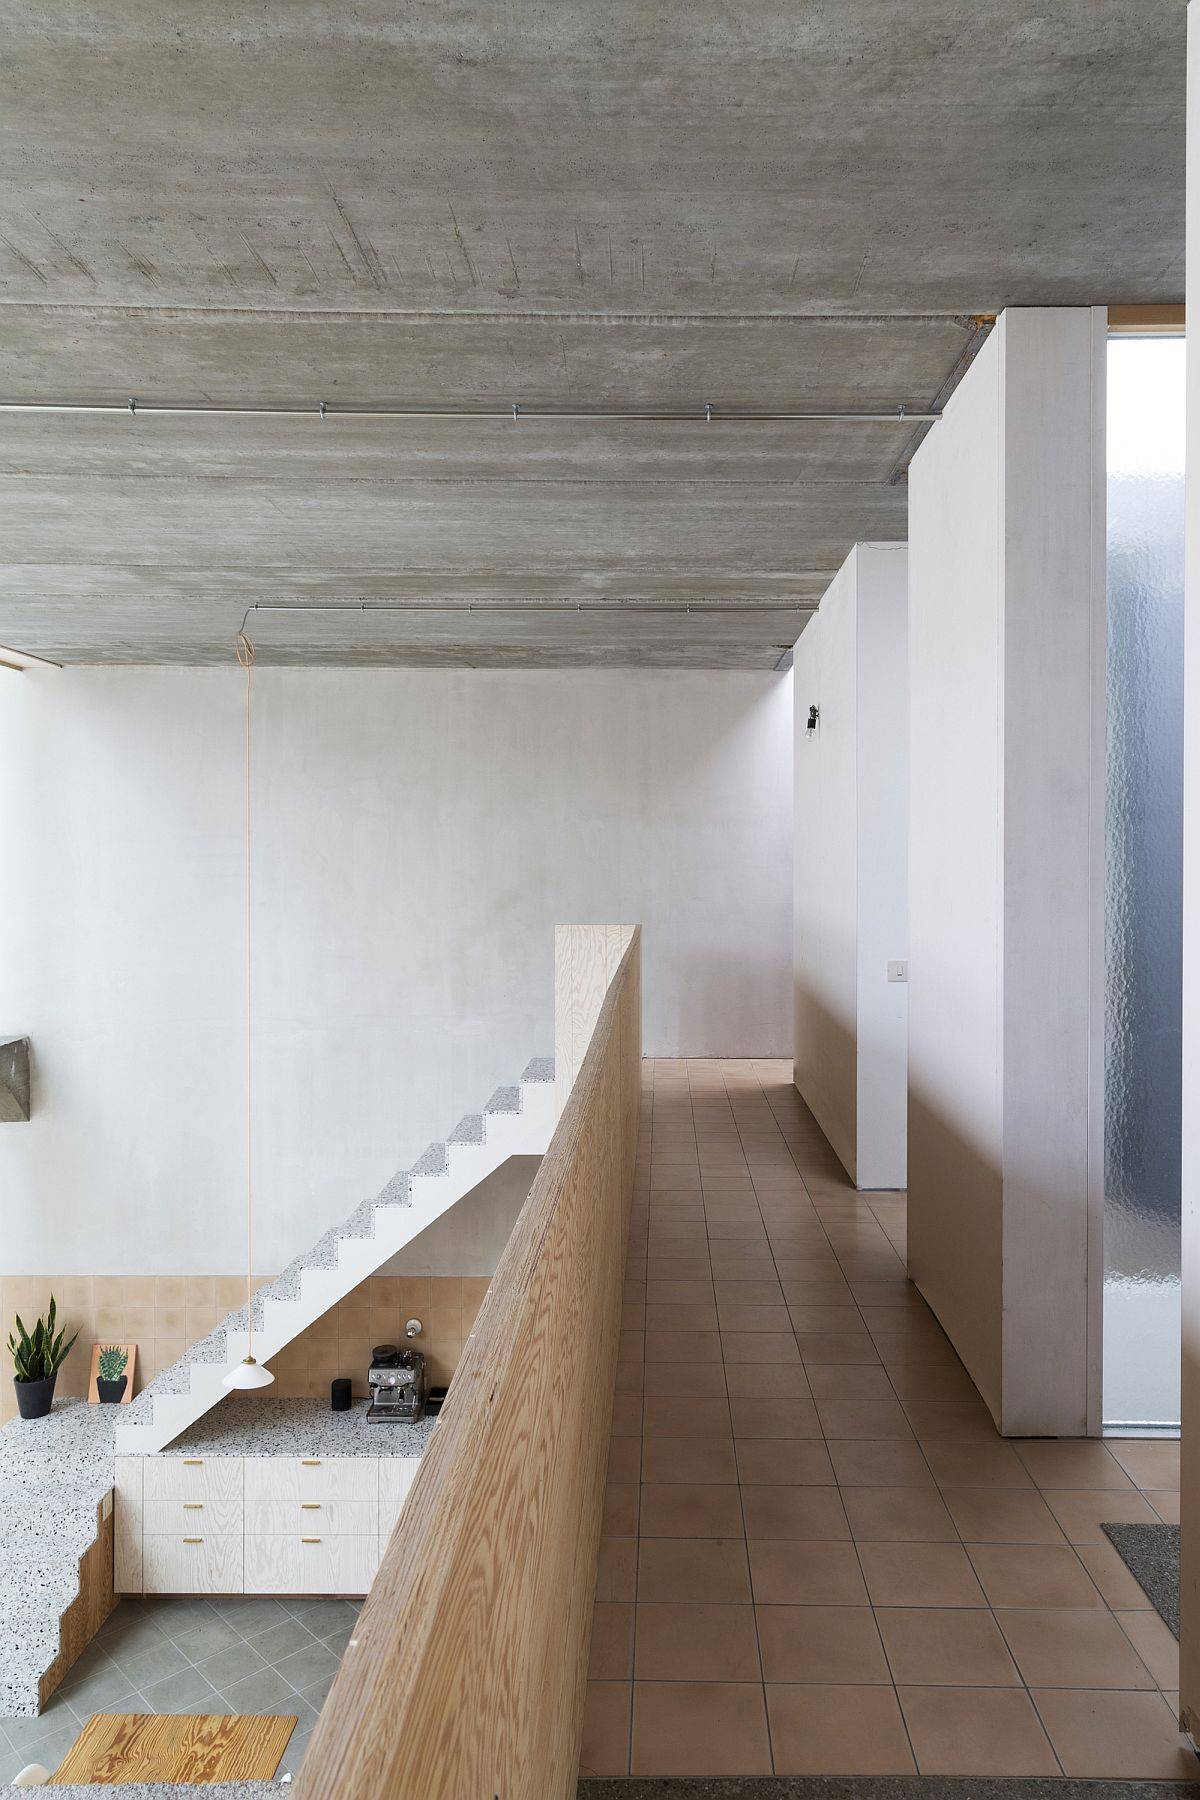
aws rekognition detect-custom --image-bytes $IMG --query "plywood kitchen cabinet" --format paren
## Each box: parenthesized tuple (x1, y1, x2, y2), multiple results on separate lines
(115, 1453, 420, 1597)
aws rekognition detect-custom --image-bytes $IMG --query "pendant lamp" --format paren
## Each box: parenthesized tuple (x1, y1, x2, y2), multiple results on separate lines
(224, 632, 274, 1393)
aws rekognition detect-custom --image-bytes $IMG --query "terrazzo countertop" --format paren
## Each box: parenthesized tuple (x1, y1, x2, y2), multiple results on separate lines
(166, 1395, 437, 1458)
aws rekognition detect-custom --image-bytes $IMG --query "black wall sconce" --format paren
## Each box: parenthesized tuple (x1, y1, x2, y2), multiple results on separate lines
(806, 705, 819, 734)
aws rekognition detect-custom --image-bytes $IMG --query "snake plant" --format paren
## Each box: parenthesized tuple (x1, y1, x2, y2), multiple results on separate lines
(7, 1296, 78, 1383)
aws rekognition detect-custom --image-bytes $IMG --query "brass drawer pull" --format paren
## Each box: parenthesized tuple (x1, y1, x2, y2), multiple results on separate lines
(183, 1503, 203, 1511)
(183, 1458, 203, 1466)
(302, 1536, 321, 1544)
(183, 1536, 203, 1544)
(301, 1502, 321, 1510)
(301, 1459, 321, 1467)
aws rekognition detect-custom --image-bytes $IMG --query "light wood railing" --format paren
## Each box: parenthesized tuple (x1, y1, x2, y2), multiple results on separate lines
(295, 925, 641, 1800)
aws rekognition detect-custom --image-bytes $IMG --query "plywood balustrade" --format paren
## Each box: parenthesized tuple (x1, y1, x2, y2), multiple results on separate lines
(294, 927, 641, 1800)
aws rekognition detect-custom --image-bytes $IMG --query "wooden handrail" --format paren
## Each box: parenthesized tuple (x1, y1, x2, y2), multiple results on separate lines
(295, 926, 642, 1800)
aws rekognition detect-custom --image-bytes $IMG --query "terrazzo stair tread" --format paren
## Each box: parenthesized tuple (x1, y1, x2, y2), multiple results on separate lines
(523, 1055, 554, 1082)
(448, 1112, 485, 1146)
(411, 1140, 449, 1177)
(485, 1083, 521, 1114)
(377, 1167, 412, 1203)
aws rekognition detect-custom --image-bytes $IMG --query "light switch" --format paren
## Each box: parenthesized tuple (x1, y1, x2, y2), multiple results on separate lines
(887, 960, 908, 983)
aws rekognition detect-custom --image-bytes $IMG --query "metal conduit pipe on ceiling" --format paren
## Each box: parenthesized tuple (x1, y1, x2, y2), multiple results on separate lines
(0, 398, 940, 423)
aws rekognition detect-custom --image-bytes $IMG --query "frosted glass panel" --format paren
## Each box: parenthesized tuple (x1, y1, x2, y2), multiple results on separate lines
(1103, 336, 1184, 1431)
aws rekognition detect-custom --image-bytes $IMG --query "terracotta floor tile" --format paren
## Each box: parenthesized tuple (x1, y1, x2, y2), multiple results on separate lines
(1108, 1440, 1180, 1491)
(607, 1436, 642, 1484)
(642, 1396, 731, 1440)
(940, 1487, 1066, 1544)
(740, 1485, 850, 1541)
(579, 1681, 631, 1776)
(602, 1480, 639, 1537)
(1033, 1687, 1200, 1779)
(887, 1364, 986, 1405)
(903, 1399, 1001, 1439)
(716, 1303, 793, 1334)
(713, 1279, 785, 1305)
(827, 1440, 936, 1487)
(630, 1681, 772, 1777)
(859, 1541, 986, 1607)
(637, 1537, 751, 1603)
(725, 1364, 812, 1399)
(1041, 1488, 1159, 1544)
(1076, 1539, 1155, 1610)
(644, 1329, 723, 1364)
(646, 1279, 715, 1305)
(897, 1684, 1059, 1776)
(734, 1439, 835, 1485)
(815, 1398, 915, 1440)
(589, 1602, 635, 1679)
(996, 1606, 1156, 1689)
(795, 1331, 881, 1366)
(646, 1255, 713, 1281)
(1116, 1608, 1180, 1691)
(806, 1364, 896, 1401)
(786, 1304, 866, 1331)
(749, 1539, 867, 1605)
(642, 1362, 727, 1399)
(921, 1439, 1034, 1489)
(721, 1332, 802, 1364)
(633, 1603, 762, 1682)
(596, 1537, 638, 1603)
(779, 1277, 854, 1304)
(767, 1684, 916, 1774)
(729, 1397, 822, 1439)
(1013, 1439, 1134, 1490)
(756, 1605, 891, 1684)
(876, 1608, 1020, 1686)
(641, 1436, 738, 1485)
(644, 1301, 719, 1331)
(966, 1542, 1104, 1610)
(1148, 1489, 1182, 1525)
(638, 1481, 745, 1538)
(841, 1484, 957, 1543)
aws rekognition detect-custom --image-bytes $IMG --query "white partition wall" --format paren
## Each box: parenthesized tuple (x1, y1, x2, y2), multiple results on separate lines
(793, 543, 908, 1190)
(907, 308, 1105, 1437)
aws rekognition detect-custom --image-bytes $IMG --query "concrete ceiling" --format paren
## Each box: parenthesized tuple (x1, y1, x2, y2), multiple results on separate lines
(0, 1, 1184, 668)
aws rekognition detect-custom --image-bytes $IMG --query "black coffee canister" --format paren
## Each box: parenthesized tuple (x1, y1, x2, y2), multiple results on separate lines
(330, 1377, 352, 1412)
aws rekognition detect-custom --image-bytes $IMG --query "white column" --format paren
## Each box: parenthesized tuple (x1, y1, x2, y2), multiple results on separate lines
(793, 543, 908, 1190)
(1178, 0, 1200, 1740)
(907, 307, 1105, 1437)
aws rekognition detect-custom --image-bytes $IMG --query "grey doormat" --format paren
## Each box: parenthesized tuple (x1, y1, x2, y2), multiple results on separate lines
(1103, 1520, 1181, 1638)
(580, 1780, 1200, 1798)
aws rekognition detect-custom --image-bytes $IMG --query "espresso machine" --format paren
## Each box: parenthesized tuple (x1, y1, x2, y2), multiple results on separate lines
(367, 1343, 427, 1421)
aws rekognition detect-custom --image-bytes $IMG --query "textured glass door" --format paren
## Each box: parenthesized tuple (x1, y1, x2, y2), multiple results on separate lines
(1103, 334, 1185, 1432)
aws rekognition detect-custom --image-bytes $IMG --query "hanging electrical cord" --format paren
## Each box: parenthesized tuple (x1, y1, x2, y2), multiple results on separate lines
(224, 630, 274, 1391)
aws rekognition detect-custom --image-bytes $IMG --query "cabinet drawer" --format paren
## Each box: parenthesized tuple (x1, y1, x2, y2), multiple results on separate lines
(114, 1458, 144, 1594)
(243, 1533, 380, 1596)
(143, 1457, 243, 1503)
(144, 1500, 242, 1535)
(142, 1533, 243, 1594)
(244, 1500, 378, 1537)
(379, 1460, 420, 1537)
(244, 1456, 376, 1504)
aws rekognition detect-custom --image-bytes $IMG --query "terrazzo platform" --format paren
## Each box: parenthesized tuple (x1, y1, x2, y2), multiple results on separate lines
(0, 1400, 118, 1716)
(168, 1395, 437, 1458)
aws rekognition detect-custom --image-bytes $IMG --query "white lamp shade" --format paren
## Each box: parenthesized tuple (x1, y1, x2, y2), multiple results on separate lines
(222, 1356, 275, 1391)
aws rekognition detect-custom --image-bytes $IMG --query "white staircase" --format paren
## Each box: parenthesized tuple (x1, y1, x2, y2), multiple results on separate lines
(114, 1058, 555, 1456)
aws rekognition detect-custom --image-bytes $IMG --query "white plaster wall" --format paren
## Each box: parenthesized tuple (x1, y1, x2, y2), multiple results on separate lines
(907, 307, 1104, 1436)
(793, 544, 907, 1189)
(793, 565, 858, 1179)
(0, 667, 792, 1278)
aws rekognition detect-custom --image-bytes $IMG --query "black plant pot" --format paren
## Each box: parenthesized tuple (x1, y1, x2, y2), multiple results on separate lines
(13, 1374, 56, 1420)
(96, 1376, 127, 1404)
